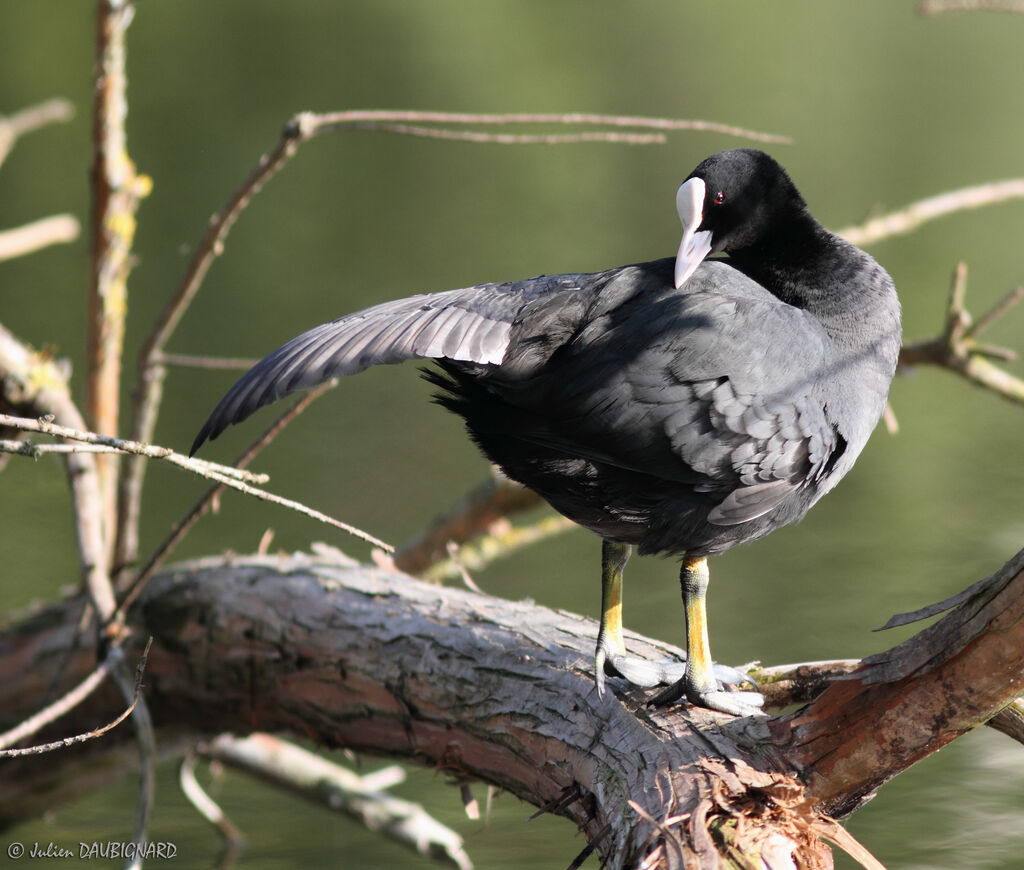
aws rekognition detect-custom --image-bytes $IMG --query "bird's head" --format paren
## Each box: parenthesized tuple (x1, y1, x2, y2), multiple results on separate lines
(674, 149, 807, 289)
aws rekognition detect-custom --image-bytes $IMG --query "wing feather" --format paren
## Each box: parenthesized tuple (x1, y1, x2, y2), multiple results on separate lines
(191, 283, 526, 453)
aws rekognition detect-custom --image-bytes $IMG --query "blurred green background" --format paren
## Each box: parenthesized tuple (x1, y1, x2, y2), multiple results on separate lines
(3, 1, 1024, 867)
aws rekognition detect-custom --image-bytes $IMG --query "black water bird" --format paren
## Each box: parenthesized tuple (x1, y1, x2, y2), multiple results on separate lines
(192, 149, 901, 716)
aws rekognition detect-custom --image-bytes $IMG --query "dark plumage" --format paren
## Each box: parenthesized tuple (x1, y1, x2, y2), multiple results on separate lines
(192, 149, 901, 716)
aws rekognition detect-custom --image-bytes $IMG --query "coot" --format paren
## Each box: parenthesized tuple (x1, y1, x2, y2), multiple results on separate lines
(192, 149, 901, 716)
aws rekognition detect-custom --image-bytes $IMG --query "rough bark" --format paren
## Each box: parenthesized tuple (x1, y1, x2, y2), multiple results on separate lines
(1, 554, 834, 868)
(2, 547, 1023, 868)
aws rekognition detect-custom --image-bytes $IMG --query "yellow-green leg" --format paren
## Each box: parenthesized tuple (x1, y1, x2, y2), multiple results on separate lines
(594, 540, 630, 697)
(651, 556, 764, 716)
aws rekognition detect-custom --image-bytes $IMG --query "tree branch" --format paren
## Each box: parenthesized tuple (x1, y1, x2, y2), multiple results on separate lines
(198, 733, 472, 870)
(772, 546, 1024, 818)
(88, 0, 151, 554)
(919, 0, 1024, 13)
(0, 215, 80, 263)
(8, 548, 1023, 866)
(837, 178, 1024, 247)
(899, 263, 1024, 407)
(0, 98, 73, 168)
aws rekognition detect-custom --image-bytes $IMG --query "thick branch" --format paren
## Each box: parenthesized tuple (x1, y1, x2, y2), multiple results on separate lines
(0, 555, 843, 868)
(773, 547, 1024, 818)
(6, 547, 1023, 863)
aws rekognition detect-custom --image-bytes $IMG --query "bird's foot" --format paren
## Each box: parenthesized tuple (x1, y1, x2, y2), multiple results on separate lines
(648, 674, 766, 717)
(595, 639, 757, 703)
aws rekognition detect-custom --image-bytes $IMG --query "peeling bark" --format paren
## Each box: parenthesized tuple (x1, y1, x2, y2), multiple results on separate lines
(3, 547, 1023, 867)
(1, 554, 839, 868)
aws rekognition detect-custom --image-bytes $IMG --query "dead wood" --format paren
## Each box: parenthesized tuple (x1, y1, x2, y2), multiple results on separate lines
(0, 554, 829, 868)
(3, 547, 1023, 867)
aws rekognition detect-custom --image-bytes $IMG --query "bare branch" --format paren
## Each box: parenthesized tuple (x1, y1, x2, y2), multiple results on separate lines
(114, 381, 341, 619)
(0, 98, 74, 167)
(0, 327, 116, 623)
(0, 439, 125, 457)
(919, 0, 1024, 13)
(393, 472, 545, 575)
(0, 414, 268, 485)
(0, 658, 113, 752)
(179, 750, 246, 853)
(88, 0, 151, 552)
(899, 264, 1024, 406)
(199, 733, 473, 870)
(775, 546, 1024, 818)
(0, 639, 151, 759)
(310, 110, 792, 144)
(0, 215, 80, 263)
(837, 178, 1024, 246)
(109, 644, 157, 870)
(350, 121, 666, 145)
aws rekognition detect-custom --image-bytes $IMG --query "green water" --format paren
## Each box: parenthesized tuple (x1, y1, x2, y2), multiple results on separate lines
(3, 2, 1024, 866)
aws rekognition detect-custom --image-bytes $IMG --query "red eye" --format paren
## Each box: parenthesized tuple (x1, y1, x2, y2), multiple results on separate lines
(712, 191, 726, 206)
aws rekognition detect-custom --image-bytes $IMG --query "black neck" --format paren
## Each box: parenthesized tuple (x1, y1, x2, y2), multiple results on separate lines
(727, 218, 876, 317)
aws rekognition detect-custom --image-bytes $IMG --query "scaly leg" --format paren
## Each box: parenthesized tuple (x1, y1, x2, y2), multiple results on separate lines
(594, 540, 630, 698)
(650, 556, 764, 716)
(594, 543, 753, 698)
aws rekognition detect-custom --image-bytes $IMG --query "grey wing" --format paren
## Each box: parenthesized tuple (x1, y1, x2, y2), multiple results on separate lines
(678, 378, 843, 526)
(658, 294, 843, 525)
(190, 281, 530, 453)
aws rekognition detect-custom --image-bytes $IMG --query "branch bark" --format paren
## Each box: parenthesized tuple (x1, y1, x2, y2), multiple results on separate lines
(4, 549, 1022, 867)
(88, 0, 150, 554)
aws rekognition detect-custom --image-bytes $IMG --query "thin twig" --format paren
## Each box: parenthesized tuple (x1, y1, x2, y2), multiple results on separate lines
(838, 179, 1024, 247)
(349, 122, 665, 145)
(0, 214, 80, 262)
(311, 109, 792, 144)
(179, 750, 246, 849)
(155, 352, 261, 370)
(899, 264, 1024, 406)
(0, 98, 74, 167)
(114, 381, 342, 617)
(970, 285, 1024, 342)
(0, 439, 128, 457)
(0, 413, 268, 484)
(0, 653, 114, 751)
(201, 466, 392, 550)
(0, 638, 151, 758)
(110, 646, 157, 870)
(919, 0, 1024, 13)
(446, 542, 484, 594)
